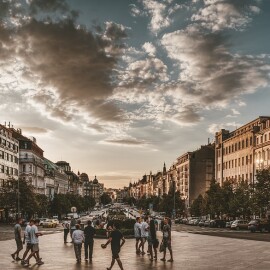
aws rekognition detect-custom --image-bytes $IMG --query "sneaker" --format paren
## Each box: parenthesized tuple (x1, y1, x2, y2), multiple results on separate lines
(141, 251, 146, 255)
(11, 254, 15, 260)
(16, 257, 22, 261)
(21, 260, 26, 265)
(160, 258, 166, 261)
(167, 259, 174, 262)
(37, 261, 44, 265)
(24, 261, 31, 266)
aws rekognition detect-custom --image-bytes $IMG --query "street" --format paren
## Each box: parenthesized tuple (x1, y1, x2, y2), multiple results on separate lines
(2, 228, 270, 269)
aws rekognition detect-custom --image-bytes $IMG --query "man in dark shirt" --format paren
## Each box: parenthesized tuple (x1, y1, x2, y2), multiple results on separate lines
(103, 223, 125, 270)
(11, 218, 23, 261)
(84, 220, 96, 262)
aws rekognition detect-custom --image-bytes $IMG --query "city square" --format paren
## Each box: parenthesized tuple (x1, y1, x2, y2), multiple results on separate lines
(2, 229, 270, 270)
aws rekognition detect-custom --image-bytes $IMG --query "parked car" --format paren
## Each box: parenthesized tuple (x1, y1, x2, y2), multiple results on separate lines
(43, 219, 57, 228)
(225, 221, 234, 228)
(210, 219, 226, 228)
(248, 219, 270, 232)
(52, 218, 60, 225)
(39, 218, 48, 226)
(198, 220, 206, 227)
(175, 218, 181, 224)
(204, 220, 211, 227)
(230, 220, 249, 230)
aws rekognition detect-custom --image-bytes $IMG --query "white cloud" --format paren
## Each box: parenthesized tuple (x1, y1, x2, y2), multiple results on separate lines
(142, 42, 156, 56)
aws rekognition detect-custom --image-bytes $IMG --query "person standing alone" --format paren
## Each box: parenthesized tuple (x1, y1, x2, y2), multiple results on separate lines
(160, 217, 173, 262)
(11, 218, 23, 261)
(134, 217, 142, 254)
(84, 220, 96, 262)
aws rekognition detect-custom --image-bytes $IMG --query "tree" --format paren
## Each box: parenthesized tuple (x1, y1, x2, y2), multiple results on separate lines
(100, 193, 112, 205)
(190, 194, 205, 217)
(83, 196, 96, 210)
(253, 169, 270, 217)
(0, 178, 38, 219)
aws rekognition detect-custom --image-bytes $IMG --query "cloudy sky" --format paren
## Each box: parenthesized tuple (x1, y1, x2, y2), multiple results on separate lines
(1, 0, 270, 188)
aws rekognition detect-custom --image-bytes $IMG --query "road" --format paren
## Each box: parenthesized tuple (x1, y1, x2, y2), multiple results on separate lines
(173, 223, 270, 242)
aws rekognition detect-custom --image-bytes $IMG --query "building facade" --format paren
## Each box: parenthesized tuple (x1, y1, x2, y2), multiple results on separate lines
(176, 144, 215, 207)
(215, 116, 270, 186)
(10, 128, 45, 194)
(0, 124, 19, 186)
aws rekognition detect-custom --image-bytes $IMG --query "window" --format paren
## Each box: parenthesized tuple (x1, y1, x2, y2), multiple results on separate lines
(242, 140, 245, 149)
(242, 157, 244, 166)
(232, 160, 234, 168)
(250, 137, 253, 146)
(246, 138, 249, 147)
(246, 156, 248, 165)
(22, 164, 26, 172)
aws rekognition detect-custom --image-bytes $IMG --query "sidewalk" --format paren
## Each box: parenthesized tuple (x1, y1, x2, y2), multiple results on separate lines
(2, 230, 270, 269)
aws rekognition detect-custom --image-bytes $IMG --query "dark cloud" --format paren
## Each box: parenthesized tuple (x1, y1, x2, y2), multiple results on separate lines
(12, 19, 126, 122)
(162, 28, 269, 106)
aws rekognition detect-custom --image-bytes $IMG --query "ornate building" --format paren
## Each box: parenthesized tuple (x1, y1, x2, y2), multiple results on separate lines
(215, 116, 270, 186)
(9, 127, 45, 194)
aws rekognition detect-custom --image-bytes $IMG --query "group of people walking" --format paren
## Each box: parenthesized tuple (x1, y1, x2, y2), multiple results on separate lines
(11, 215, 173, 269)
(134, 216, 174, 262)
(11, 218, 44, 266)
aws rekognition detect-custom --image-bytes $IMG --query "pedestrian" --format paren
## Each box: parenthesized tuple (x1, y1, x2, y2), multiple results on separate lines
(21, 219, 37, 265)
(148, 219, 158, 261)
(72, 224, 85, 263)
(23, 219, 44, 266)
(134, 217, 142, 254)
(160, 217, 173, 262)
(62, 219, 70, 243)
(11, 217, 23, 261)
(70, 217, 76, 242)
(102, 223, 125, 270)
(84, 220, 96, 262)
(140, 216, 149, 255)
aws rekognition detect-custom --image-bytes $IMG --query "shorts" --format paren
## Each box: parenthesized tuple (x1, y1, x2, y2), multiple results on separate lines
(135, 237, 141, 242)
(32, 243, 39, 252)
(141, 237, 147, 243)
(26, 243, 33, 250)
(163, 238, 171, 249)
(16, 239, 23, 250)
(112, 248, 120, 259)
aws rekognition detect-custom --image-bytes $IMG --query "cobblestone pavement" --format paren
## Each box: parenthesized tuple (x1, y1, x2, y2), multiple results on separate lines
(2, 230, 270, 270)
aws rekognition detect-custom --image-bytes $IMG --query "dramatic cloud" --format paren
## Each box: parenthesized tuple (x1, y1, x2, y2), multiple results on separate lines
(161, 27, 269, 106)
(142, 42, 156, 56)
(104, 138, 147, 146)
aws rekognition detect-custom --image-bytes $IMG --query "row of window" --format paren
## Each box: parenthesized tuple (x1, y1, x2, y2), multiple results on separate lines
(0, 165, 18, 176)
(0, 137, 18, 152)
(256, 132, 270, 145)
(224, 173, 253, 182)
(218, 155, 253, 171)
(0, 150, 19, 163)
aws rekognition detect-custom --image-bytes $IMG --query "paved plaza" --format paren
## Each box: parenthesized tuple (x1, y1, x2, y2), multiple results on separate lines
(2, 230, 270, 270)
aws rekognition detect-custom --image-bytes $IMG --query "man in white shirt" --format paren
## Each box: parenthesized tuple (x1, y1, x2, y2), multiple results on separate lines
(140, 216, 149, 255)
(21, 220, 37, 265)
(24, 219, 44, 266)
(134, 217, 142, 254)
(72, 224, 85, 263)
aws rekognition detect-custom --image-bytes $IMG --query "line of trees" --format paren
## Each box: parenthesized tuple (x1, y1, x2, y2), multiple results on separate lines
(190, 169, 270, 219)
(0, 178, 98, 221)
